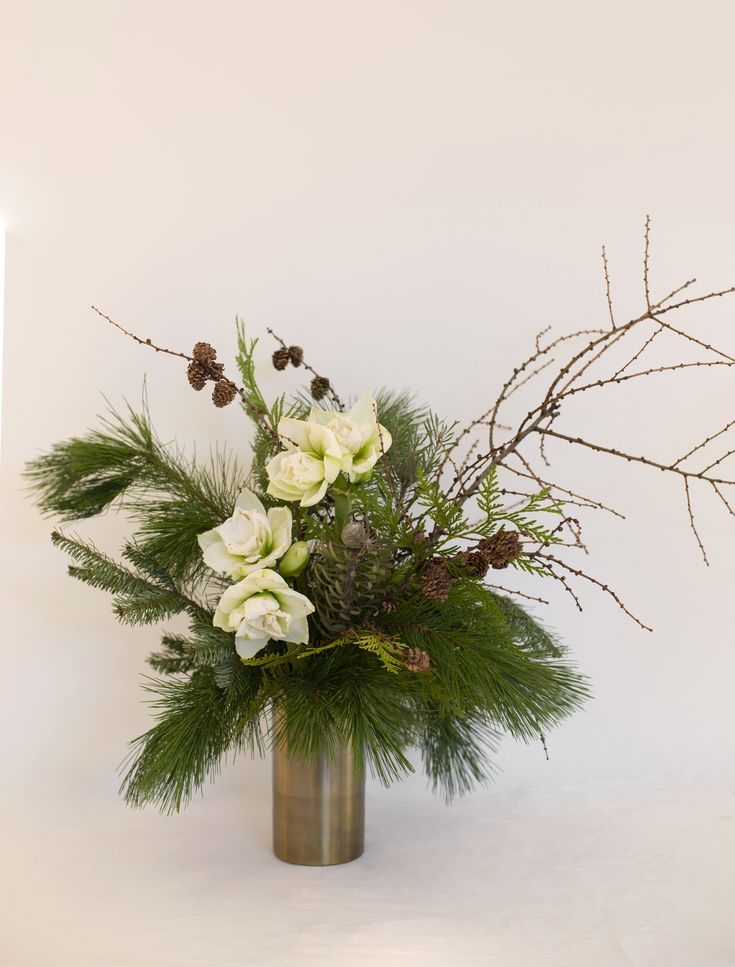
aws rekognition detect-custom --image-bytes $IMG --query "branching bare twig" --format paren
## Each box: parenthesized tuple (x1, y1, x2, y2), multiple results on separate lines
(91, 306, 281, 443)
(438, 218, 735, 629)
(266, 327, 345, 411)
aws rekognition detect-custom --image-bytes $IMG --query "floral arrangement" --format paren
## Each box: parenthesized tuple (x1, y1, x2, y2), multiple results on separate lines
(26, 222, 735, 812)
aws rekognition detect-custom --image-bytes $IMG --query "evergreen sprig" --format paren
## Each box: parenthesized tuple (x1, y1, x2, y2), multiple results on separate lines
(27, 401, 243, 582)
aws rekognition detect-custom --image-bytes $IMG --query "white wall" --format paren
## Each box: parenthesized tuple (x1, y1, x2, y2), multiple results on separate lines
(1, 0, 734, 812)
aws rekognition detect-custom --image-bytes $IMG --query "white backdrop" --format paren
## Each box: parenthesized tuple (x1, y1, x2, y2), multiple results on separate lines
(1, 3, 734, 965)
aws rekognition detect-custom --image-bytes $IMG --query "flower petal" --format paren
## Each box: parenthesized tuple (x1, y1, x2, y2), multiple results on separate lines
(235, 489, 266, 515)
(277, 417, 310, 451)
(235, 635, 269, 659)
(300, 479, 329, 507)
(267, 505, 293, 557)
(281, 614, 310, 645)
(348, 393, 378, 424)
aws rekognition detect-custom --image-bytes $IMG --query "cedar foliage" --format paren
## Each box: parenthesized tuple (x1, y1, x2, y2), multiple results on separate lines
(25, 331, 589, 812)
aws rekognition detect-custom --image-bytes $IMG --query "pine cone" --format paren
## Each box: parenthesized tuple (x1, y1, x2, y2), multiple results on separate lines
(272, 347, 290, 371)
(212, 380, 237, 408)
(380, 598, 397, 613)
(421, 559, 453, 603)
(187, 360, 208, 391)
(308, 538, 391, 636)
(479, 530, 523, 569)
(403, 647, 431, 673)
(459, 549, 491, 579)
(310, 376, 331, 401)
(288, 345, 304, 367)
(192, 341, 217, 365)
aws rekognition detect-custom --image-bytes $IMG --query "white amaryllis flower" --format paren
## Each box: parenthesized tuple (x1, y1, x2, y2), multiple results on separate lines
(197, 490, 292, 579)
(301, 394, 392, 482)
(266, 425, 343, 507)
(213, 568, 315, 659)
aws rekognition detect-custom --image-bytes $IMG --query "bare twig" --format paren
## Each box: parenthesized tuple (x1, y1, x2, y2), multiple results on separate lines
(487, 584, 550, 606)
(673, 419, 735, 468)
(536, 427, 735, 488)
(643, 214, 652, 310)
(611, 322, 664, 379)
(537, 552, 653, 631)
(602, 245, 616, 328)
(684, 478, 709, 565)
(507, 453, 626, 519)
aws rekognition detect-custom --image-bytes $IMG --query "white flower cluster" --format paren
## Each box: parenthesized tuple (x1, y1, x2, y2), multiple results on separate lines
(266, 394, 392, 506)
(198, 489, 312, 659)
(198, 395, 391, 661)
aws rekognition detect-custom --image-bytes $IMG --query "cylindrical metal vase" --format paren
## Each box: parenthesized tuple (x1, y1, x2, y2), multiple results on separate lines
(272, 714, 365, 866)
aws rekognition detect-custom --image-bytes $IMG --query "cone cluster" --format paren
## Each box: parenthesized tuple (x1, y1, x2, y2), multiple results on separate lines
(187, 342, 224, 392)
(272, 345, 305, 370)
(186, 342, 237, 407)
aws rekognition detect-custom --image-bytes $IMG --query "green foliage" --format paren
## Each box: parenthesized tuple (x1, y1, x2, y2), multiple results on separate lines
(53, 531, 202, 626)
(385, 579, 589, 744)
(147, 634, 198, 676)
(26, 327, 591, 812)
(493, 594, 563, 658)
(121, 663, 265, 813)
(420, 708, 500, 801)
(269, 647, 417, 785)
(27, 400, 243, 582)
(415, 470, 469, 539)
(296, 628, 406, 674)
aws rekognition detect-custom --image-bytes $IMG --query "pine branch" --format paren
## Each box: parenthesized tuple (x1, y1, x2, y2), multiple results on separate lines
(120, 663, 265, 813)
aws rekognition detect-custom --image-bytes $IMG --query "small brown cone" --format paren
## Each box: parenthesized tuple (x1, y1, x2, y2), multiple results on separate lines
(187, 360, 208, 391)
(310, 375, 331, 401)
(212, 380, 237, 408)
(272, 347, 290, 371)
(403, 647, 431, 673)
(459, 549, 491, 579)
(288, 345, 304, 367)
(192, 341, 217, 365)
(479, 530, 523, 569)
(421, 559, 453, 603)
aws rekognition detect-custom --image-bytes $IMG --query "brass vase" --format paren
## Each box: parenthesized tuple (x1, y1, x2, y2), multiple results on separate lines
(272, 712, 365, 866)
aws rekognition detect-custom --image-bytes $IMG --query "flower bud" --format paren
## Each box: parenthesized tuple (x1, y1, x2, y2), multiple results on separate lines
(278, 540, 310, 578)
(341, 522, 367, 549)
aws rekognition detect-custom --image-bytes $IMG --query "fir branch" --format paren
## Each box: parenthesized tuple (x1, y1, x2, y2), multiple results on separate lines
(53, 531, 207, 627)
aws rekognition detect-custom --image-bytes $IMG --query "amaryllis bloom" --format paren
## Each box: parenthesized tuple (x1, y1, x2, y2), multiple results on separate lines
(213, 568, 315, 660)
(198, 489, 292, 578)
(307, 394, 392, 481)
(266, 424, 343, 506)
